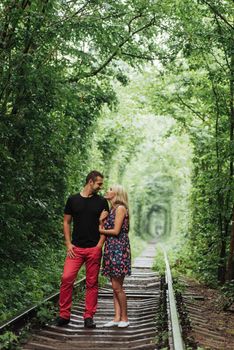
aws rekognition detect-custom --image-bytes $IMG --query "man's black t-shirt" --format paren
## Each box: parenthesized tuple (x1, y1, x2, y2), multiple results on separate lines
(64, 193, 109, 248)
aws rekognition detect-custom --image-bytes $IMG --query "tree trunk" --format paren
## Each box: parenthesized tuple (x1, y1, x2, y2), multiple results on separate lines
(226, 42, 234, 281)
(226, 209, 234, 280)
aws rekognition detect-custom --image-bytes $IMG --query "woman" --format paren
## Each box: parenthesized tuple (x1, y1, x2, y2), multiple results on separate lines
(99, 185, 131, 328)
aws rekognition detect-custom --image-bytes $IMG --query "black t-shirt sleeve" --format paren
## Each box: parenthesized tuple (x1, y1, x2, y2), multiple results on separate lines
(64, 196, 73, 215)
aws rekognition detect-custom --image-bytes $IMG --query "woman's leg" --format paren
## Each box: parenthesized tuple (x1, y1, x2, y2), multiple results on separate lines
(111, 276, 128, 322)
(110, 277, 121, 321)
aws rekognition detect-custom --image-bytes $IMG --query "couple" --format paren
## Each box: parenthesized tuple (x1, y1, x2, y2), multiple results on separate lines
(57, 170, 131, 329)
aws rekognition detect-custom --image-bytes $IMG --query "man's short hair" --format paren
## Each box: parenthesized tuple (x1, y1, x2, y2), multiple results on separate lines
(85, 170, 104, 184)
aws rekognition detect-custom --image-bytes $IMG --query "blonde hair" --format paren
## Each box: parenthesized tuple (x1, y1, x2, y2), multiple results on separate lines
(111, 184, 129, 210)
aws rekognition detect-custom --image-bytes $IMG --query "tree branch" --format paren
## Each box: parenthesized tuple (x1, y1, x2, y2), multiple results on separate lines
(68, 15, 156, 82)
(176, 94, 206, 122)
(121, 51, 154, 61)
(127, 13, 143, 33)
(203, 52, 230, 116)
(0, 0, 31, 49)
(214, 14, 232, 71)
(51, 0, 92, 27)
(93, 11, 131, 22)
(21, 0, 31, 10)
(201, 0, 234, 30)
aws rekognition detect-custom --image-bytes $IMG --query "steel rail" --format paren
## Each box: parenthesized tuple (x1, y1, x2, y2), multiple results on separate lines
(163, 249, 185, 350)
(0, 277, 86, 334)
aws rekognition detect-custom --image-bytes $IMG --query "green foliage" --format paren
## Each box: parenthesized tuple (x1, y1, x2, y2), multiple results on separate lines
(152, 248, 166, 276)
(0, 0, 165, 322)
(0, 332, 19, 350)
(129, 234, 148, 261)
(219, 281, 234, 310)
(98, 274, 108, 290)
(91, 72, 192, 242)
(36, 301, 56, 325)
(0, 0, 233, 327)
(146, 0, 234, 284)
(0, 245, 67, 323)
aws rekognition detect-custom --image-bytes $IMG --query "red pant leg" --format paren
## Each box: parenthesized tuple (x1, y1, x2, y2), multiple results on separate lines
(59, 247, 84, 319)
(83, 247, 102, 319)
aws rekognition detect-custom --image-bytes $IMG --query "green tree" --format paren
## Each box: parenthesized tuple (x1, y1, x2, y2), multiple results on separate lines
(147, 0, 234, 283)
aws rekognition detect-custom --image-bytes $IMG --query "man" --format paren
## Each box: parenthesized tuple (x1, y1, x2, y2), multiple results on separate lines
(57, 170, 109, 328)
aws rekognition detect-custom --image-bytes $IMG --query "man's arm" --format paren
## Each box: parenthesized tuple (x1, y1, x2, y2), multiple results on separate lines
(64, 214, 76, 258)
(96, 210, 109, 248)
(96, 233, 106, 249)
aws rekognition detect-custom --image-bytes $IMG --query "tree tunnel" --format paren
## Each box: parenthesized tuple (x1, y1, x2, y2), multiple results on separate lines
(146, 205, 171, 238)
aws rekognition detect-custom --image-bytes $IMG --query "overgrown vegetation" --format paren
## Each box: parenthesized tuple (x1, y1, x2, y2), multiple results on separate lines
(0, 0, 233, 334)
(0, 0, 162, 324)
(155, 275, 169, 349)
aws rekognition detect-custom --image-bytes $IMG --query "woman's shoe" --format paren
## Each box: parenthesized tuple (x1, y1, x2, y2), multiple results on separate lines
(103, 320, 119, 327)
(118, 321, 130, 328)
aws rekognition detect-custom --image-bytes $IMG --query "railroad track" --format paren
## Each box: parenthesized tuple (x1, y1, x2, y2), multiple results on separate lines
(2, 242, 233, 349)
(21, 245, 164, 350)
(178, 278, 234, 350)
(0, 243, 185, 350)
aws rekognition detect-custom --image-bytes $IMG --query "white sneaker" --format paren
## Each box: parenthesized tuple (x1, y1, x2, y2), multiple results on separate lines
(118, 321, 130, 328)
(103, 320, 119, 327)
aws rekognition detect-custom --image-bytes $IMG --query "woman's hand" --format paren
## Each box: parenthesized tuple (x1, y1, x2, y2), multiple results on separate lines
(99, 225, 105, 234)
(99, 210, 108, 223)
(99, 206, 126, 236)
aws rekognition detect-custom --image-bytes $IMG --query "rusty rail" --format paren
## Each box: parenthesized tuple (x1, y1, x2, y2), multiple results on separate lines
(0, 278, 86, 335)
(0, 243, 189, 349)
(163, 249, 185, 350)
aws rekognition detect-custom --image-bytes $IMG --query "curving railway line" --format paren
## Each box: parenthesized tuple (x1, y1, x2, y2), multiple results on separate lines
(1, 242, 234, 349)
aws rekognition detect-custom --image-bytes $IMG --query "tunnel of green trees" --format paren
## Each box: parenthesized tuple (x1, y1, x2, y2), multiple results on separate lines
(0, 0, 233, 325)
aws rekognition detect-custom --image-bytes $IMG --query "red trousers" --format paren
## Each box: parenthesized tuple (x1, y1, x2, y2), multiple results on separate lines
(59, 246, 102, 320)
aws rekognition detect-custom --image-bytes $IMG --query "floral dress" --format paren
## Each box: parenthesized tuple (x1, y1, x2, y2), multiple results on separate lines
(102, 206, 131, 278)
